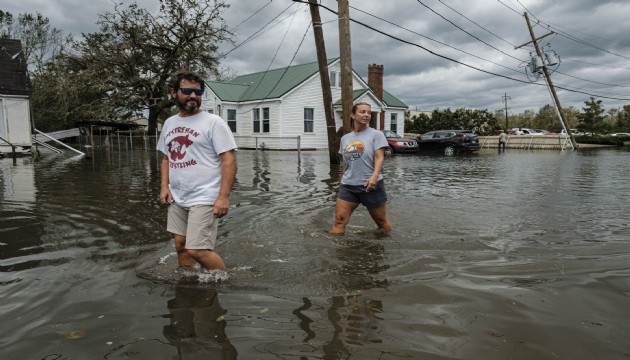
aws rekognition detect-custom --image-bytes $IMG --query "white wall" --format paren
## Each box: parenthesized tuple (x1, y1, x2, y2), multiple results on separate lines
(0, 96, 32, 152)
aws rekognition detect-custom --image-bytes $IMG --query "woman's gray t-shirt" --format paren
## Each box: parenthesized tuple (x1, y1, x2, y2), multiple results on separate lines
(338, 128, 389, 186)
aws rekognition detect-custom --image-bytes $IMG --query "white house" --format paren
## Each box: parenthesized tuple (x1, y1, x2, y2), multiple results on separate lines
(0, 39, 32, 156)
(203, 58, 408, 150)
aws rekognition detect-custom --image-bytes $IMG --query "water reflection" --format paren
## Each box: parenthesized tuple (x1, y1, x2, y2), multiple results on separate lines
(0, 157, 36, 204)
(2, 148, 630, 359)
(163, 285, 237, 359)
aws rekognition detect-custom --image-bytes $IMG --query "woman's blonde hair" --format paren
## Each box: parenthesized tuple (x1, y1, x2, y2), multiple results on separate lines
(351, 102, 371, 114)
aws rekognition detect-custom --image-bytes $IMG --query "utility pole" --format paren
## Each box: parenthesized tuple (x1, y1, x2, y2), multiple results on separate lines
(522, 12, 578, 149)
(308, 0, 339, 164)
(338, 0, 353, 133)
(502, 93, 511, 130)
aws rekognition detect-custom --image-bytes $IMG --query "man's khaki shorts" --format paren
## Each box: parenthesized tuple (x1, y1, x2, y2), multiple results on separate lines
(167, 203, 218, 250)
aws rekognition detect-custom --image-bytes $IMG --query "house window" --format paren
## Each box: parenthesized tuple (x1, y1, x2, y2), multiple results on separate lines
(253, 107, 270, 133)
(329, 71, 337, 87)
(206, 109, 214, 114)
(227, 109, 237, 133)
(390, 113, 398, 133)
(253, 108, 260, 133)
(262, 107, 270, 133)
(304, 107, 314, 133)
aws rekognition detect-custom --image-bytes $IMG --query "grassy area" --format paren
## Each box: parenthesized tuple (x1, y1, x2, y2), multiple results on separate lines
(575, 134, 629, 146)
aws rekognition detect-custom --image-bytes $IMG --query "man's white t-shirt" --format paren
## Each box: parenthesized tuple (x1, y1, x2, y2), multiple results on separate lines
(157, 111, 237, 207)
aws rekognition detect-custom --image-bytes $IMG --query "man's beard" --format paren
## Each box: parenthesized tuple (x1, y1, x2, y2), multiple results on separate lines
(178, 98, 201, 112)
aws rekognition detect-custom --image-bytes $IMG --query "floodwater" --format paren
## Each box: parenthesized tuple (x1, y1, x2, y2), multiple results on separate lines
(1, 146, 630, 360)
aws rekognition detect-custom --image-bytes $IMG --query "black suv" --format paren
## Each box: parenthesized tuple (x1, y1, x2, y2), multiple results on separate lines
(417, 130, 480, 156)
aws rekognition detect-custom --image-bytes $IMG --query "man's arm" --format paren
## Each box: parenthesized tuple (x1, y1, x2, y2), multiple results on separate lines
(159, 154, 172, 205)
(213, 150, 237, 218)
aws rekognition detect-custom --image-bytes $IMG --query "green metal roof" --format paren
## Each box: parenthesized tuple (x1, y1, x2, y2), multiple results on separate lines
(333, 89, 407, 109)
(207, 58, 407, 108)
(383, 89, 407, 108)
(204, 81, 250, 102)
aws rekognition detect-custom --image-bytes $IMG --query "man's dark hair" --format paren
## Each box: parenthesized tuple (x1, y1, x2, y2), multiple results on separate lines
(168, 71, 205, 90)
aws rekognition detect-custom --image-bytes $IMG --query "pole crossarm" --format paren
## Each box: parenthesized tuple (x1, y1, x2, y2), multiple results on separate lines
(515, 31, 554, 49)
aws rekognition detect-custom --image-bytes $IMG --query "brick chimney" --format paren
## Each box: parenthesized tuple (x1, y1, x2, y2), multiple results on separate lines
(367, 64, 384, 129)
(367, 64, 384, 101)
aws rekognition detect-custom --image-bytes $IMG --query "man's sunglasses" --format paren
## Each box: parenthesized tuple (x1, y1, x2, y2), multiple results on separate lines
(179, 88, 204, 96)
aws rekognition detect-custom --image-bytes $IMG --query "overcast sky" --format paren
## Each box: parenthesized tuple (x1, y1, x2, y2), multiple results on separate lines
(3, 0, 630, 115)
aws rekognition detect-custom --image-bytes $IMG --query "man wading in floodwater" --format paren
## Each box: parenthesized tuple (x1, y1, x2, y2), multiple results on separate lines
(157, 72, 237, 270)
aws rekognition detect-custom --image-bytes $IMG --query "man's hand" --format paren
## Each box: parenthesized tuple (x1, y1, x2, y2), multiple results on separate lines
(213, 196, 230, 218)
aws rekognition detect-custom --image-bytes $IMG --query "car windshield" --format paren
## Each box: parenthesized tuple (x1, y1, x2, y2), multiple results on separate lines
(383, 130, 401, 138)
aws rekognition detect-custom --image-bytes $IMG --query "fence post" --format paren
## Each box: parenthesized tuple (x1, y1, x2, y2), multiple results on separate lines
(297, 136, 301, 155)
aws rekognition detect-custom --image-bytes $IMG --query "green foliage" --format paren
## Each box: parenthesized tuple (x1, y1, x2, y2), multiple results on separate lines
(0, 10, 14, 38)
(0, 10, 67, 74)
(574, 134, 625, 146)
(405, 108, 498, 135)
(578, 97, 606, 135)
(65, 0, 232, 134)
(31, 57, 113, 132)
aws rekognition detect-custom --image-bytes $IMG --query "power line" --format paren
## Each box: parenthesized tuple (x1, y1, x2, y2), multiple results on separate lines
(562, 58, 630, 71)
(232, 0, 275, 31)
(509, 0, 630, 62)
(234, 11, 312, 115)
(437, 0, 521, 50)
(220, 3, 299, 58)
(297, 1, 630, 102)
(416, 0, 524, 62)
(495, 0, 522, 16)
(348, 4, 525, 75)
(554, 70, 630, 89)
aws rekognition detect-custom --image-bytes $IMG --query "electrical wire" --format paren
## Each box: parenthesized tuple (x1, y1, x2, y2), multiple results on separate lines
(554, 70, 630, 89)
(509, 0, 630, 62)
(220, 3, 299, 58)
(297, 1, 630, 101)
(232, 0, 275, 31)
(416, 0, 524, 62)
(234, 9, 312, 115)
(495, 0, 522, 16)
(348, 4, 525, 75)
(436, 0, 521, 50)
(562, 58, 630, 71)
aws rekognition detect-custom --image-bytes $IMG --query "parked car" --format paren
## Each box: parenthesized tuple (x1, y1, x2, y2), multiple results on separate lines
(381, 130, 418, 154)
(512, 128, 543, 135)
(560, 129, 583, 135)
(416, 130, 480, 156)
(610, 133, 630, 137)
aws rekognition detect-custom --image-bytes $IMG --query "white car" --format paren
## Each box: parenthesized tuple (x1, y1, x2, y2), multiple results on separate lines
(560, 129, 582, 135)
(514, 128, 544, 135)
(610, 133, 630, 137)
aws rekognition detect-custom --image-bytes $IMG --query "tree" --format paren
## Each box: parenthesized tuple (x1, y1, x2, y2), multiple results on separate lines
(67, 0, 233, 134)
(614, 105, 630, 132)
(0, 10, 14, 37)
(0, 10, 68, 75)
(533, 104, 556, 130)
(30, 56, 111, 132)
(578, 97, 605, 135)
(404, 108, 497, 135)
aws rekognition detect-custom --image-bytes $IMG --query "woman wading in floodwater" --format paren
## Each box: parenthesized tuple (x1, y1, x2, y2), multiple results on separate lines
(331, 102, 392, 235)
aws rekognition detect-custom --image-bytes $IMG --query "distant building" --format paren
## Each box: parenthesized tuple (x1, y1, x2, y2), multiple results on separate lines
(407, 109, 433, 119)
(204, 58, 407, 150)
(0, 39, 32, 155)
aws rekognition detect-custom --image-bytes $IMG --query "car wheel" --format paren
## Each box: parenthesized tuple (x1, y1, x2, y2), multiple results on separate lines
(385, 146, 394, 155)
(444, 145, 456, 156)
